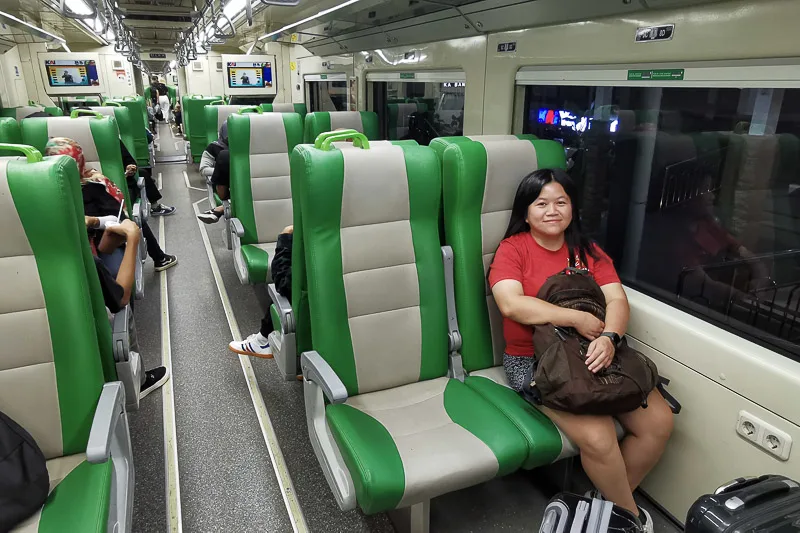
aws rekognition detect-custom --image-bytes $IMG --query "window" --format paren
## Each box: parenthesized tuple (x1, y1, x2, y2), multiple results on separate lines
(371, 80, 465, 145)
(306, 80, 347, 112)
(522, 84, 800, 359)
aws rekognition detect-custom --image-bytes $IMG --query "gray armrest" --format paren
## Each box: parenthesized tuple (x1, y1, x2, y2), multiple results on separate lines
(87, 381, 125, 463)
(112, 305, 131, 363)
(301, 351, 348, 404)
(441, 246, 462, 353)
(230, 217, 245, 237)
(268, 283, 295, 333)
(132, 201, 142, 228)
(223, 200, 231, 221)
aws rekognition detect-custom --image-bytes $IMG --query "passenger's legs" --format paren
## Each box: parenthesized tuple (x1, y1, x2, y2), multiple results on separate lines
(159, 95, 170, 122)
(616, 389, 674, 490)
(141, 220, 178, 271)
(540, 406, 638, 515)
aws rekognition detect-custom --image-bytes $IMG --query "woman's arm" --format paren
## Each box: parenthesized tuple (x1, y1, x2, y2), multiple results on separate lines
(492, 279, 605, 338)
(585, 282, 629, 372)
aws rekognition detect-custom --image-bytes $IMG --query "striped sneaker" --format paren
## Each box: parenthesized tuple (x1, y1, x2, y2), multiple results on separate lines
(228, 333, 273, 359)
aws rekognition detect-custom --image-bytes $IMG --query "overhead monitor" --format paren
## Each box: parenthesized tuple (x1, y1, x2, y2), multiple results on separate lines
(221, 54, 277, 97)
(39, 53, 105, 95)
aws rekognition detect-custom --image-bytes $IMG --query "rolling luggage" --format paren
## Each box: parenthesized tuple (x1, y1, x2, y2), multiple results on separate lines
(539, 493, 642, 533)
(685, 475, 800, 533)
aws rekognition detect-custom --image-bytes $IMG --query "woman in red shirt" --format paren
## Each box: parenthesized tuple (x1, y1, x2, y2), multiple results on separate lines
(489, 168, 673, 529)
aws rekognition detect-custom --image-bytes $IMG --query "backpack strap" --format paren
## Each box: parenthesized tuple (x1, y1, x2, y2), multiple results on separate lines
(521, 359, 542, 405)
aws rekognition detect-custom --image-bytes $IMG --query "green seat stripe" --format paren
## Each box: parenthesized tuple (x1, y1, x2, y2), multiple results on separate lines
(39, 460, 112, 532)
(359, 112, 379, 140)
(269, 304, 280, 333)
(465, 376, 562, 469)
(303, 113, 332, 144)
(442, 142, 495, 371)
(8, 158, 105, 454)
(0, 117, 22, 156)
(529, 139, 569, 170)
(241, 244, 269, 283)
(292, 146, 359, 394)
(403, 145, 448, 381)
(327, 404, 404, 514)
(443, 379, 528, 476)
(228, 114, 257, 244)
(290, 151, 313, 357)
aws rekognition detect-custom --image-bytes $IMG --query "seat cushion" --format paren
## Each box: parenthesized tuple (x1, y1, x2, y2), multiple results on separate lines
(13, 454, 112, 533)
(469, 366, 625, 463)
(326, 376, 528, 514)
(241, 242, 275, 283)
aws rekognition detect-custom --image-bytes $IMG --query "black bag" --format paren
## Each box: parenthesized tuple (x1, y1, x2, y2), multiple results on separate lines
(528, 263, 659, 415)
(540, 492, 643, 533)
(154, 108, 164, 122)
(0, 411, 49, 531)
(685, 475, 800, 533)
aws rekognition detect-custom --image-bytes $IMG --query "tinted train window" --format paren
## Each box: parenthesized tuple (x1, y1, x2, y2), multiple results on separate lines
(523, 85, 800, 359)
(307, 81, 347, 112)
(371, 81, 465, 145)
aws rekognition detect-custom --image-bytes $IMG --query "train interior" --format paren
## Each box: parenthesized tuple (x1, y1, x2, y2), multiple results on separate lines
(0, 0, 799, 531)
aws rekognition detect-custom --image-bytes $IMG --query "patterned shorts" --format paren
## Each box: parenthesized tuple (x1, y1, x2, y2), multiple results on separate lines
(503, 354, 535, 392)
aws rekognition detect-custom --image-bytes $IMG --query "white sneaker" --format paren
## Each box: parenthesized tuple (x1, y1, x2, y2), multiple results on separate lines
(638, 506, 654, 533)
(228, 333, 273, 359)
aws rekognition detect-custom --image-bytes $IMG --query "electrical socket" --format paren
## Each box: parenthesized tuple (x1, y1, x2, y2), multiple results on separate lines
(737, 410, 792, 461)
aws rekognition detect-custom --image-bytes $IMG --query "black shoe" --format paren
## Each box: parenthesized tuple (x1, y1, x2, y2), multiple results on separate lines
(140, 366, 170, 399)
(197, 209, 222, 224)
(151, 204, 176, 216)
(154, 254, 178, 272)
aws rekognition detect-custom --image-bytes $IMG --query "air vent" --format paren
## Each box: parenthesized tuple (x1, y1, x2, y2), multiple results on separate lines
(192, 61, 204, 71)
(112, 60, 124, 69)
(216, 61, 223, 71)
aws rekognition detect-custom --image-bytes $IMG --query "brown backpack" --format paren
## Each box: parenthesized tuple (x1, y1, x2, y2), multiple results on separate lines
(527, 267, 659, 415)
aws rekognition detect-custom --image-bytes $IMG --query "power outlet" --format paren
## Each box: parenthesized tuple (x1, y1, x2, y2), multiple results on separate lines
(737, 410, 793, 461)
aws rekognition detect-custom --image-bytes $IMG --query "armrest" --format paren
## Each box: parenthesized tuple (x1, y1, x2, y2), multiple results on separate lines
(87, 382, 125, 463)
(301, 351, 348, 404)
(132, 201, 143, 228)
(441, 246, 462, 353)
(223, 200, 231, 221)
(268, 283, 295, 333)
(230, 217, 245, 238)
(112, 305, 131, 363)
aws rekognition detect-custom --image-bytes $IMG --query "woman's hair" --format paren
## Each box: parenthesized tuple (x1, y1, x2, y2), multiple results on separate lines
(502, 168, 597, 265)
(44, 137, 86, 178)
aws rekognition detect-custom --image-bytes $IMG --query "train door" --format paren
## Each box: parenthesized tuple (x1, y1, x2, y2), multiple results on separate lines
(304, 73, 348, 112)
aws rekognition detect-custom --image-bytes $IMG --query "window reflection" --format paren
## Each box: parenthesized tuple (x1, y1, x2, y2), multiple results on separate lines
(374, 81, 465, 145)
(523, 85, 800, 358)
(307, 81, 347, 112)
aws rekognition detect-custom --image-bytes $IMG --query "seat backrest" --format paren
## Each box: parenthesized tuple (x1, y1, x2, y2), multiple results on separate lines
(294, 138, 447, 396)
(0, 105, 64, 121)
(430, 134, 537, 160)
(105, 96, 149, 167)
(303, 111, 379, 144)
(204, 104, 244, 147)
(183, 96, 223, 162)
(89, 106, 136, 161)
(387, 102, 428, 140)
(262, 103, 307, 117)
(0, 118, 22, 155)
(0, 153, 106, 460)
(229, 110, 303, 246)
(441, 138, 567, 372)
(20, 115, 133, 213)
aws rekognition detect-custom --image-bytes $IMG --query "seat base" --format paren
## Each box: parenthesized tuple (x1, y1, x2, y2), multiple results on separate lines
(388, 500, 430, 533)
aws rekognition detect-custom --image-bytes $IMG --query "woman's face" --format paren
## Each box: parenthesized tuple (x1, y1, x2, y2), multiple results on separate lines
(525, 181, 573, 237)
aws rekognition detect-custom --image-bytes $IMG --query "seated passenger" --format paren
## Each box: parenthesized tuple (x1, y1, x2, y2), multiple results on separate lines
(44, 137, 178, 272)
(86, 216, 170, 398)
(489, 168, 673, 531)
(197, 123, 229, 224)
(228, 225, 293, 357)
(173, 103, 183, 134)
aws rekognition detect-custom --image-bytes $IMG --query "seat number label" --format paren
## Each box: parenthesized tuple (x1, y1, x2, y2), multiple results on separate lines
(635, 24, 675, 43)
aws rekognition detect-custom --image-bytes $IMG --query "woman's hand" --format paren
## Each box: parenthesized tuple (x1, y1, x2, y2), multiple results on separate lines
(125, 164, 138, 177)
(585, 336, 615, 373)
(572, 311, 605, 340)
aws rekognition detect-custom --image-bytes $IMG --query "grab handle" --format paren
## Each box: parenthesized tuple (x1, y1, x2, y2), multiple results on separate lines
(313, 129, 358, 148)
(0, 144, 43, 163)
(70, 109, 103, 119)
(238, 106, 263, 114)
(319, 132, 370, 151)
(209, 100, 226, 106)
(103, 102, 122, 107)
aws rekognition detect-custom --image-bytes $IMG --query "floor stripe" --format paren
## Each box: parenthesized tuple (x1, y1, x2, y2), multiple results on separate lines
(159, 214, 184, 533)
(182, 170, 206, 192)
(192, 199, 309, 533)
(158, 172, 163, 191)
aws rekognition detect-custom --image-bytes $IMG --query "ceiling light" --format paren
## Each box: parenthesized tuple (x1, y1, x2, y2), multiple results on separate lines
(0, 9, 67, 43)
(223, 0, 246, 20)
(257, 0, 361, 41)
(64, 0, 94, 16)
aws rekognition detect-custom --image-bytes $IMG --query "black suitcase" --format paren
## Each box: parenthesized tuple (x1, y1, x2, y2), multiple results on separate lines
(540, 493, 642, 533)
(686, 475, 800, 533)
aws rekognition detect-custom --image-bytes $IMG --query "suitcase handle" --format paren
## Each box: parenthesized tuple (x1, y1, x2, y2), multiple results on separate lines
(724, 479, 799, 510)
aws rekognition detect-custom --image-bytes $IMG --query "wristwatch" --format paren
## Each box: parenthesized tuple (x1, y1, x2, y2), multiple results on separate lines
(600, 332, 622, 347)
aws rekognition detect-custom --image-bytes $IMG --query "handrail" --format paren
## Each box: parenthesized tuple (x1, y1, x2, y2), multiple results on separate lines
(0, 144, 43, 162)
(238, 106, 263, 114)
(320, 132, 370, 151)
(314, 129, 358, 148)
(70, 109, 104, 119)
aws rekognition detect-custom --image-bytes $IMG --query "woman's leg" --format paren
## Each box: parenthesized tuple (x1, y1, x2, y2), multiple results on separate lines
(615, 389, 674, 490)
(540, 406, 638, 515)
(141, 220, 166, 262)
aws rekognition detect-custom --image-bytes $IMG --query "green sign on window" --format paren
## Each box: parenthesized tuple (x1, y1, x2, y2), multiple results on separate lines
(320, 74, 327, 80)
(627, 69, 685, 81)
(400, 73, 415, 80)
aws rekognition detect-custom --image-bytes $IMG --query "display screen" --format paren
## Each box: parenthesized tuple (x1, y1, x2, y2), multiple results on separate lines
(534, 107, 619, 134)
(44, 59, 100, 87)
(227, 61, 272, 89)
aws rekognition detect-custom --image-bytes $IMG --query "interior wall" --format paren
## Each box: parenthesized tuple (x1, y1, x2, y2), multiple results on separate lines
(0, 46, 29, 108)
(292, 47, 354, 105)
(16, 43, 54, 106)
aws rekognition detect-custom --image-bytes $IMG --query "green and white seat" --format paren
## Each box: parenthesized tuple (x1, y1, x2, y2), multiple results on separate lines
(303, 111, 379, 143)
(228, 108, 303, 285)
(0, 117, 23, 155)
(182, 95, 223, 163)
(20, 113, 147, 300)
(387, 102, 427, 140)
(296, 134, 529, 522)
(0, 147, 134, 533)
(203, 104, 245, 209)
(440, 137, 623, 465)
(0, 104, 63, 121)
(261, 102, 307, 116)
(104, 96, 150, 168)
